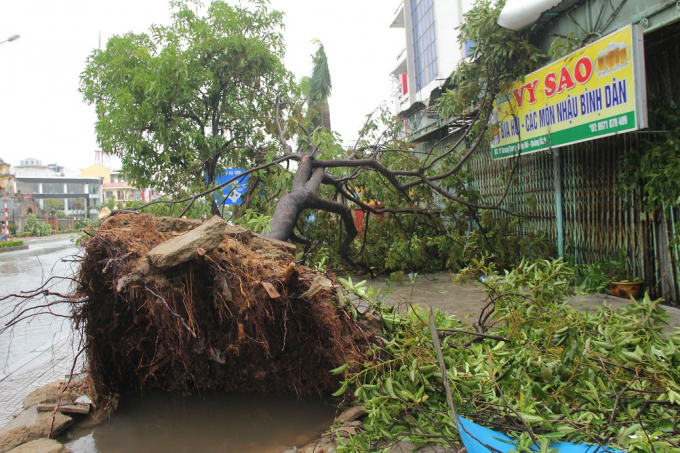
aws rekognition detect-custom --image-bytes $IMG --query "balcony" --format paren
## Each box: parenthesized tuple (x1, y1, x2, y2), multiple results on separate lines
(402, 107, 457, 143)
(390, 48, 407, 77)
(390, 1, 404, 28)
(394, 90, 410, 113)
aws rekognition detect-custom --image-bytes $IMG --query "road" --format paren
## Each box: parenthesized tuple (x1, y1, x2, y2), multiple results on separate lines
(0, 234, 80, 427)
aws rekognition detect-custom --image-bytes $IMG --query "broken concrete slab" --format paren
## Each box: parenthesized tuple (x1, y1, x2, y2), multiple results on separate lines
(6, 438, 69, 453)
(23, 381, 66, 409)
(0, 406, 72, 453)
(301, 434, 336, 453)
(334, 406, 365, 424)
(37, 403, 90, 415)
(147, 215, 227, 269)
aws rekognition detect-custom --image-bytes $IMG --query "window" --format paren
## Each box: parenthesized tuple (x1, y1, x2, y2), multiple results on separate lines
(411, 0, 437, 92)
(16, 181, 40, 193)
(67, 184, 84, 194)
(42, 182, 64, 194)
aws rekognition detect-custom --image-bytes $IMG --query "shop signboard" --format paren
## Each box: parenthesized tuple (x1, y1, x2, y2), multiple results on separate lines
(490, 24, 647, 159)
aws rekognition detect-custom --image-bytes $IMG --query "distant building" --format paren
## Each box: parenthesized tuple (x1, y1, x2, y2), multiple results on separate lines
(0, 158, 13, 197)
(80, 164, 112, 183)
(19, 157, 42, 166)
(81, 164, 141, 206)
(15, 158, 78, 178)
(104, 171, 141, 204)
(13, 158, 103, 218)
(14, 177, 103, 216)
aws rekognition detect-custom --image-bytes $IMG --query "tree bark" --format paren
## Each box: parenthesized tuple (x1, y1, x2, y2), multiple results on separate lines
(266, 155, 364, 270)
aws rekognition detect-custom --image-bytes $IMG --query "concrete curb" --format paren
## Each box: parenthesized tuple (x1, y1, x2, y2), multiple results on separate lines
(0, 245, 29, 254)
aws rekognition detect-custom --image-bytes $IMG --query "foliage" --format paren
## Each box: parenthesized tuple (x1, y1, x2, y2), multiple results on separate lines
(70, 198, 86, 214)
(7, 223, 17, 234)
(548, 32, 582, 60)
(307, 38, 332, 132)
(334, 259, 680, 452)
(233, 208, 272, 234)
(573, 260, 616, 294)
(24, 214, 53, 237)
(104, 196, 116, 210)
(43, 198, 65, 214)
(124, 196, 210, 219)
(290, 0, 549, 274)
(0, 240, 24, 248)
(80, 0, 292, 206)
(75, 218, 93, 230)
(574, 251, 641, 294)
(298, 182, 554, 274)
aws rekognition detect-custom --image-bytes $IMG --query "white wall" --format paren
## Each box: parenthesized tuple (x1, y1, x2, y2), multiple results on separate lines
(398, 0, 472, 108)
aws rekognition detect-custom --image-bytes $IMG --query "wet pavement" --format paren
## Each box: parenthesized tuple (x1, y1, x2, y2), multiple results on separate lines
(0, 234, 80, 427)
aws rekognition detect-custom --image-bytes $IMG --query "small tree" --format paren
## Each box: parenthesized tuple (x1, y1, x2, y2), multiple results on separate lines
(43, 199, 65, 216)
(71, 198, 86, 217)
(24, 214, 53, 237)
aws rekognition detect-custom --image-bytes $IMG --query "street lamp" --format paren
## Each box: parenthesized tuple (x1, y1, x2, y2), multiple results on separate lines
(0, 34, 20, 45)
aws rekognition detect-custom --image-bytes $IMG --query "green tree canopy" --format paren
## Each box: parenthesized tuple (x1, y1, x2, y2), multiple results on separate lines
(43, 199, 65, 214)
(80, 0, 293, 213)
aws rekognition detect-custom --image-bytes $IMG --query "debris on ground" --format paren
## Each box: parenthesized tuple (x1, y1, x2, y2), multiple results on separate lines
(0, 406, 72, 453)
(73, 214, 373, 416)
(332, 259, 680, 452)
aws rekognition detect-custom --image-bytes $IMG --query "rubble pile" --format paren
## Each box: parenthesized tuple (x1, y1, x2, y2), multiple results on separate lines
(73, 214, 371, 410)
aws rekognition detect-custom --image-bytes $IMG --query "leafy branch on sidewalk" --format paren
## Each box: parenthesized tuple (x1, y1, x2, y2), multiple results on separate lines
(333, 259, 680, 452)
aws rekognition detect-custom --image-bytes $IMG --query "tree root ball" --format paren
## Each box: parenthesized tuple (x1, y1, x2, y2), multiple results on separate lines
(74, 214, 371, 404)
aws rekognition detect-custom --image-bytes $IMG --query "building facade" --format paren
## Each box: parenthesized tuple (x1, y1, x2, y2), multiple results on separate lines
(14, 177, 103, 217)
(390, 0, 474, 140)
(104, 171, 141, 205)
(0, 158, 13, 198)
(389, 0, 680, 302)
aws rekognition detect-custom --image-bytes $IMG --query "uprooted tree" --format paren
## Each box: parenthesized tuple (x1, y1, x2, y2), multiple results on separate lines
(80, 0, 544, 270)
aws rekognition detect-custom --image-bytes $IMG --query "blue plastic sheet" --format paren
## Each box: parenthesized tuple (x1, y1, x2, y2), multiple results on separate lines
(457, 416, 624, 453)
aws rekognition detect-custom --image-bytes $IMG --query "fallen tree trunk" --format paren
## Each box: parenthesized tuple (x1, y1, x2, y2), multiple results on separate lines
(74, 213, 372, 410)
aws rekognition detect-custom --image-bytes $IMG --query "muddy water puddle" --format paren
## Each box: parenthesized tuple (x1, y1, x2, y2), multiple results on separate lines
(61, 392, 337, 452)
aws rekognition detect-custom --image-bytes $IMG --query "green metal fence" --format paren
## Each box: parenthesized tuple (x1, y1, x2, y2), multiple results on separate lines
(465, 132, 679, 304)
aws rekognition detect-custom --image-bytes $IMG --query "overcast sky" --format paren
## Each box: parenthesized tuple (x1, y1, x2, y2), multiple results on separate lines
(0, 0, 403, 172)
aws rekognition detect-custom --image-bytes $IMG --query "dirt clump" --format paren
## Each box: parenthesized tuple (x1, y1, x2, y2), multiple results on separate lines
(74, 214, 372, 414)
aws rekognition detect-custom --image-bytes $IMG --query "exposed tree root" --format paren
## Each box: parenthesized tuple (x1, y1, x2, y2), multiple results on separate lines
(4, 214, 375, 420)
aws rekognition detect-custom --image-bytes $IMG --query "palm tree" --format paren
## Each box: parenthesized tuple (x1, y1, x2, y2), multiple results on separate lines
(309, 38, 332, 132)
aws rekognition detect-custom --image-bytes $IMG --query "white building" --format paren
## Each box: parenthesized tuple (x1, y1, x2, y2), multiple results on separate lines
(389, 0, 474, 139)
(13, 158, 103, 218)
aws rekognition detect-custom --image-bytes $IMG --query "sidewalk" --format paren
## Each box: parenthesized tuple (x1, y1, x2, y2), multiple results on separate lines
(0, 233, 80, 428)
(0, 330, 76, 428)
